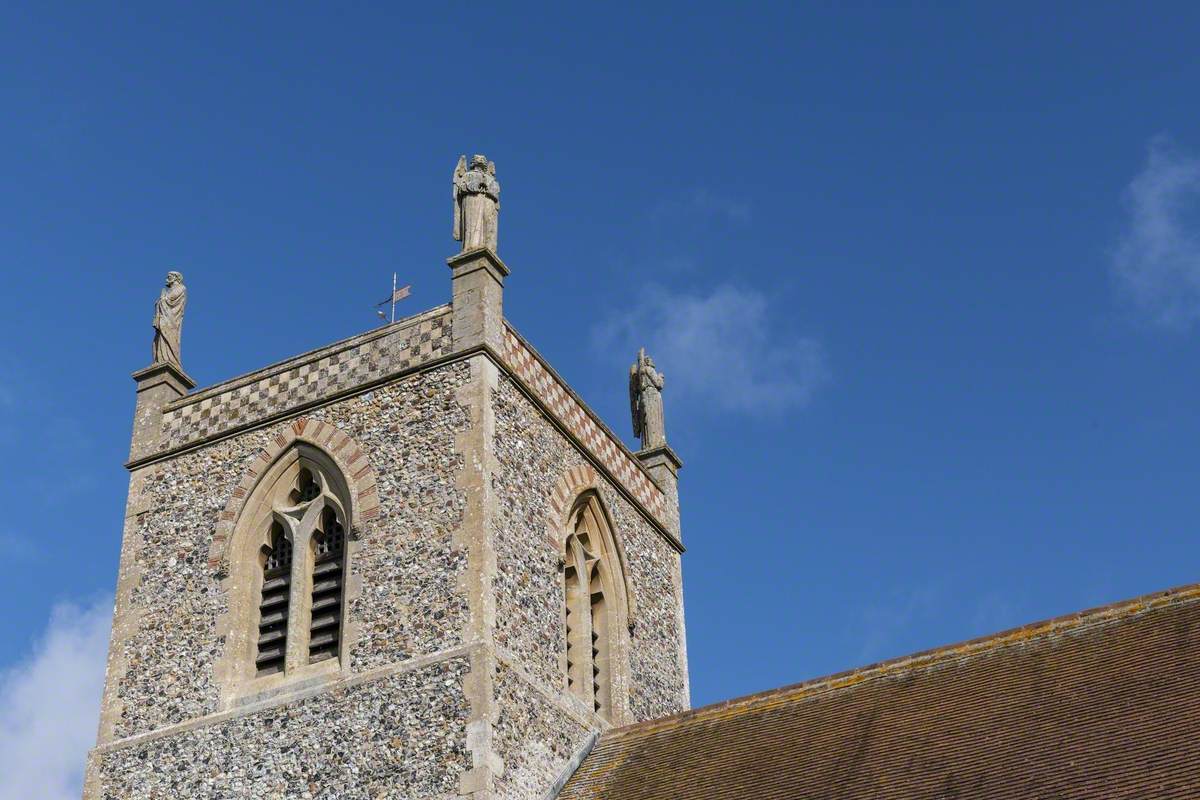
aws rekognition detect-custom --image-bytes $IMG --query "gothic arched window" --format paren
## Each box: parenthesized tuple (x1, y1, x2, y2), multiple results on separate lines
(232, 445, 352, 683)
(562, 493, 629, 721)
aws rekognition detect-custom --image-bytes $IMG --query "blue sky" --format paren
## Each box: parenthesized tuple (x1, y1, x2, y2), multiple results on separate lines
(3, 4, 1200, 794)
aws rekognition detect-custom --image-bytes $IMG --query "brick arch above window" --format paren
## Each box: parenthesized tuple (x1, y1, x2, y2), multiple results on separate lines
(546, 464, 599, 531)
(208, 417, 380, 577)
(545, 465, 637, 625)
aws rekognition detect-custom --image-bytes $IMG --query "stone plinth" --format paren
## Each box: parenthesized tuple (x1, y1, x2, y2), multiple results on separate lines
(129, 362, 195, 462)
(636, 444, 683, 539)
(448, 247, 509, 352)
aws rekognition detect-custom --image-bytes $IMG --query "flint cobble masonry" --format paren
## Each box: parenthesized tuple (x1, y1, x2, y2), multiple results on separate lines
(97, 658, 472, 800)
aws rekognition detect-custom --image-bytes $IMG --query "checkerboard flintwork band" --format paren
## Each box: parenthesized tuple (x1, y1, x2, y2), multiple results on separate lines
(160, 308, 453, 451)
(501, 326, 667, 521)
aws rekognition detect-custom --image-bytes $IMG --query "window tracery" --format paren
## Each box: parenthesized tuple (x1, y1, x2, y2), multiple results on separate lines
(562, 493, 627, 721)
(237, 445, 351, 683)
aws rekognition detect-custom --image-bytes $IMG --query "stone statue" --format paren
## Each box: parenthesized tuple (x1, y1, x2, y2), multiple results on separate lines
(453, 154, 500, 252)
(152, 271, 187, 368)
(629, 348, 667, 450)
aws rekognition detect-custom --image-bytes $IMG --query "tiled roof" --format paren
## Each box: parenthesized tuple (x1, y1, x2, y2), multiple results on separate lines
(559, 584, 1200, 800)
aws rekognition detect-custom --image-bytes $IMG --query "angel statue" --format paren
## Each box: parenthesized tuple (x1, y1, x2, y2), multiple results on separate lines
(152, 271, 187, 369)
(453, 154, 500, 252)
(629, 348, 667, 450)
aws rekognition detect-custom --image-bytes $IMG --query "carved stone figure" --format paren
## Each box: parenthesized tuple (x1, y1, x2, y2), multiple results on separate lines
(453, 154, 500, 252)
(152, 271, 187, 368)
(629, 348, 667, 449)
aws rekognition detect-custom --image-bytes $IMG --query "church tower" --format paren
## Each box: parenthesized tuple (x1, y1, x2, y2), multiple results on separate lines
(84, 156, 689, 799)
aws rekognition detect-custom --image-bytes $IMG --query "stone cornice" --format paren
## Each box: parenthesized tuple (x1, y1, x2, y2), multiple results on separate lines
(132, 361, 196, 393)
(447, 246, 510, 281)
(636, 444, 683, 472)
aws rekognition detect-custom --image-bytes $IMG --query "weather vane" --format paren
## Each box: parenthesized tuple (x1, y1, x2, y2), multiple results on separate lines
(375, 272, 411, 324)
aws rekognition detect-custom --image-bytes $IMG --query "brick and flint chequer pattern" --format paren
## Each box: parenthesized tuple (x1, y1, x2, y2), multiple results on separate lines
(158, 306, 453, 452)
(501, 326, 667, 523)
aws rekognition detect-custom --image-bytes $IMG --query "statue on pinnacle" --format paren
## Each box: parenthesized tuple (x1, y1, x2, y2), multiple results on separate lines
(151, 270, 187, 369)
(453, 154, 500, 252)
(629, 348, 667, 450)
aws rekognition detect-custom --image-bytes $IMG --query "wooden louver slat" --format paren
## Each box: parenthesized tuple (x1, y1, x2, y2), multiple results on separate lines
(256, 525, 292, 676)
(308, 508, 345, 663)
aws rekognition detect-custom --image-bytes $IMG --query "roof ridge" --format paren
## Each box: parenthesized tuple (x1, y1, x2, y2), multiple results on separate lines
(606, 581, 1200, 741)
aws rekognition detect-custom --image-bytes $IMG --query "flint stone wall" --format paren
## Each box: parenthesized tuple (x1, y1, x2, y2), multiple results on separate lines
(490, 379, 689, 723)
(93, 657, 471, 800)
(108, 362, 471, 740)
(493, 661, 591, 800)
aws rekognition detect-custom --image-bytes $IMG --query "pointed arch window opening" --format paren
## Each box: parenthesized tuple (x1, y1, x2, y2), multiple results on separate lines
(562, 496, 627, 721)
(251, 455, 350, 678)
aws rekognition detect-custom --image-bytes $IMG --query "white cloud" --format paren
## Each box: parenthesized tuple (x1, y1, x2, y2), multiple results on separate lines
(1113, 136, 1200, 330)
(0, 597, 112, 800)
(594, 284, 828, 414)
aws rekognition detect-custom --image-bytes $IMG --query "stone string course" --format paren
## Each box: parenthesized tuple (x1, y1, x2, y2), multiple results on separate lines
(107, 363, 472, 741)
(95, 658, 472, 800)
(159, 307, 453, 451)
(501, 326, 667, 522)
(491, 378, 689, 722)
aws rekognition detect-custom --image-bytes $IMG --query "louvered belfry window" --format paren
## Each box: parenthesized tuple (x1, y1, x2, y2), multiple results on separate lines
(249, 453, 351, 680)
(309, 507, 346, 663)
(256, 523, 292, 675)
(563, 496, 621, 720)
